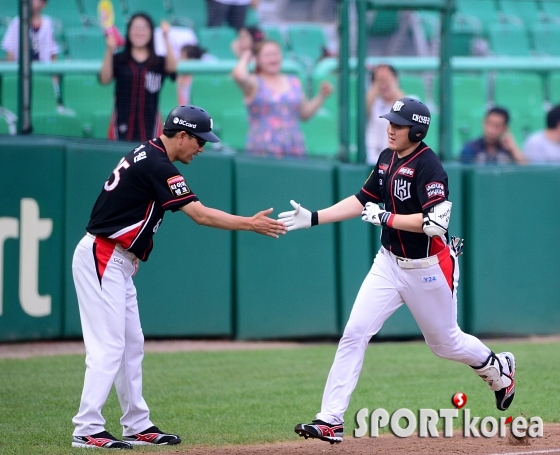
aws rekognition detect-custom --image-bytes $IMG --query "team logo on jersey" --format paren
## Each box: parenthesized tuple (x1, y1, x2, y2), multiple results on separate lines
(167, 175, 190, 197)
(145, 72, 162, 94)
(398, 167, 415, 177)
(394, 178, 411, 201)
(377, 164, 388, 176)
(392, 100, 405, 112)
(425, 182, 445, 199)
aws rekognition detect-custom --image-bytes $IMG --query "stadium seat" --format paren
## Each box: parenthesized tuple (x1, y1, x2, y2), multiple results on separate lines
(91, 111, 111, 139)
(497, 0, 547, 27)
(190, 74, 244, 125)
(159, 78, 179, 118)
(416, 11, 440, 43)
(43, 0, 85, 29)
(0, 1, 18, 23)
(451, 13, 483, 56)
(424, 112, 440, 155)
(399, 75, 427, 101)
(197, 27, 237, 59)
(493, 73, 545, 139)
(507, 109, 543, 144)
(32, 112, 83, 137)
(488, 22, 531, 56)
(541, 1, 560, 19)
(455, 0, 499, 36)
(64, 27, 107, 59)
(220, 108, 249, 151)
(432, 73, 487, 120)
(1, 74, 59, 114)
(530, 22, 560, 57)
(302, 111, 338, 157)
(124, 0, 168, 22)
(286, 24, 326, 65)
(368, 10, 399, 36)
(548, 73, 560, 104)
(262, 25, 287, 53)
(62, 75, 114, 136)
(167, 0, 206, 29)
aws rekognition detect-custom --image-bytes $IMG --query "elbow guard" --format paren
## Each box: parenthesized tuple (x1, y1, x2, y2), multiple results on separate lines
(422, 200, 452, 237)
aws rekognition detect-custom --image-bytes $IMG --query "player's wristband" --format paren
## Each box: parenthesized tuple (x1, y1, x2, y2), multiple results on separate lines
(379, 211, 395, 228)
(311, 211, 319, 226)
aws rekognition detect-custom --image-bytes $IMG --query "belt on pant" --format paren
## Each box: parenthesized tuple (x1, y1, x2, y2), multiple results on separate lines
(86, 232, 138, 261)
(389, 246, 449, 269)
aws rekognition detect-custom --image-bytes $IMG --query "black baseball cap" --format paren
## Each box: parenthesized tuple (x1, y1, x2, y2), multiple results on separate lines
(164, 105, 220, 143)
(380, 97, 431, 129)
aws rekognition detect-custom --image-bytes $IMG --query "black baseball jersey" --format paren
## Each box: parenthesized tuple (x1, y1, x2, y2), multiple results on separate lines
(87, 137, 198, 261)
(356, 142, 449, 259)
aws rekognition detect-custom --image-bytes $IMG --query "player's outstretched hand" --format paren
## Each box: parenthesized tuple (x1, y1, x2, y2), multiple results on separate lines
(361, 202, 388, 226)
(277, 200, 312, 231)
(250, 208, 287, 238)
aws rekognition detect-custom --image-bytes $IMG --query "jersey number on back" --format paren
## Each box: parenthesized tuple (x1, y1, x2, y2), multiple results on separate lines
(104, 157, 130, 191)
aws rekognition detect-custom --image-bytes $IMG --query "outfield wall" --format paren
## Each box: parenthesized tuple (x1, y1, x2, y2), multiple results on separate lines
(0, 136, 558, 342)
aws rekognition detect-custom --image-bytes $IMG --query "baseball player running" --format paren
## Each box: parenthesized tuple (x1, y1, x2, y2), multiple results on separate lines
(71, 105, 286, 449)
(278, 98, 516, 445)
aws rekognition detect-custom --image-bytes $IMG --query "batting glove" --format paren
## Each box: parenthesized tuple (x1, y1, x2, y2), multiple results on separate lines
(277, 200, 318, 231)
(361, 202, 394, 227)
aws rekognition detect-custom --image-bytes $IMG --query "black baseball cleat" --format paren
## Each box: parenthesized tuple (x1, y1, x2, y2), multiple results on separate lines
(294, 420, 344, 445)
(123, 425, 181, 445)
(72, 430, 133, 449)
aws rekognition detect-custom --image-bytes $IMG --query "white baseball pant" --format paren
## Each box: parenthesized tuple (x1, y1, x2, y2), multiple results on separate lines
(316, 246, 492, 425)
(71, 234, 153, 436)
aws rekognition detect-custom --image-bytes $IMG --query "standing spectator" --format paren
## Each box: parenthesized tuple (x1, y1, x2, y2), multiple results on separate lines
(365, 64, 405, 165)
(230, 26, 264, 57)
(460, 107, 527, 165)
(231, 40, 333, 158)
(100, 13, 177, 142)
(523, 104, 560, 163)
(1, 0, 58, 63)
(206, 0, 259, 30)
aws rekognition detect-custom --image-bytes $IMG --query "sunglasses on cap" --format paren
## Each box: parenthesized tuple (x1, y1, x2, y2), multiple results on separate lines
(186, 131, 206, 147)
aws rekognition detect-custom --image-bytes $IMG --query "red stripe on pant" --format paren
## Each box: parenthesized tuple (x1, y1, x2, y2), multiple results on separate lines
(92, 236, 117, 287)
(437, 246, 454, 292)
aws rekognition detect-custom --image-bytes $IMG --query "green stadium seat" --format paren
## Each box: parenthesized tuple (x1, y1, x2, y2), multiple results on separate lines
(64, 27, 107, 59)
(368, 10, 399, 36)
(493, 73, 545, 138)
(432, 73, 487, 120)
(399, 74, 427, 101)
(197, 27, 237, 59)
(425, 112, 440, 155)
(416, 11, 440, 43)
(507, 109, 543, 144)
(548, 73, 560, 104)
(32, 112, 83, 137)
(190, 74, 244, 125)
(220, 108, 248, 151)
(286, 24, 326, 65)
(62, 74, 114, 136)
(43, 1, 85, 29)
(1, 74, 59, 114)
(530, 22, 560, 57)
(302, 111, 338, 157)
(497, 0, 546, 26)
(262, 25, 287, 53)
(451, 13, 482, 56)
(0, 1, 18, 23)
(455, 0, 499, 36)
(488, 22, 531, 56)
(159, 78, 178, 118)
(541, 1, 560, 19)
(167, 0, 206, 29)
(124, 0, 168, 23)
(91, 111, 111, 139)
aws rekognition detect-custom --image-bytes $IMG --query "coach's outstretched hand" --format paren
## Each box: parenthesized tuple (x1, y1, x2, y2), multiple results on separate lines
(278, 200, 312, 231)
(250, 208, 287, 238)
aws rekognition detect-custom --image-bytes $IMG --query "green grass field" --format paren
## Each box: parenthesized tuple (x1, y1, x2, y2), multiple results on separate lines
(0, 340, 558, 455)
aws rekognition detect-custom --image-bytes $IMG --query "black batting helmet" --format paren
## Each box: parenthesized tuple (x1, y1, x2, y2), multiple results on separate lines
(380, 97, 431, 142)
(164, 105, 220, 143)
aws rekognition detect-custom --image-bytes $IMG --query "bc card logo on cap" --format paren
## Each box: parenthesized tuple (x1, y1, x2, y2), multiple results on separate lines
(173, 117, 197, 129)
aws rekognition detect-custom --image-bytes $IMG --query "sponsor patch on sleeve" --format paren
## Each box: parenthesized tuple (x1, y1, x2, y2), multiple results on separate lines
(425, 181, 445, 199)
(167, 175, 190, 197)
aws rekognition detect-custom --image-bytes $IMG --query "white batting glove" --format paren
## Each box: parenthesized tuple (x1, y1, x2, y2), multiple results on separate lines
(277, 200, 315, 231)
(361, 202, 392, 227)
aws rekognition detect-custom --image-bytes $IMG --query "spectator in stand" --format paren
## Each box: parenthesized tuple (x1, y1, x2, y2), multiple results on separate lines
(176, 44, 207, 105)
(523, 104, 560, 163)
(206, 0, 259, 30)
(365, 64, 405, 165)
(231, 40, 333, 158)
(100, 13, 177, 142)
(230, 26, 264, 58)
(460, 107, 527, 165)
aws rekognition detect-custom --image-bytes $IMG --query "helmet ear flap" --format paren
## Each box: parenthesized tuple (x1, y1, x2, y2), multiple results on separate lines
(408, 124, 427, 142)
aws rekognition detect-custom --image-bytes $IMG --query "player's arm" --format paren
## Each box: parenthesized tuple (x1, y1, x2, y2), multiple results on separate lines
(277, 196, 363, 231)
(181, 201, 286, 238)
